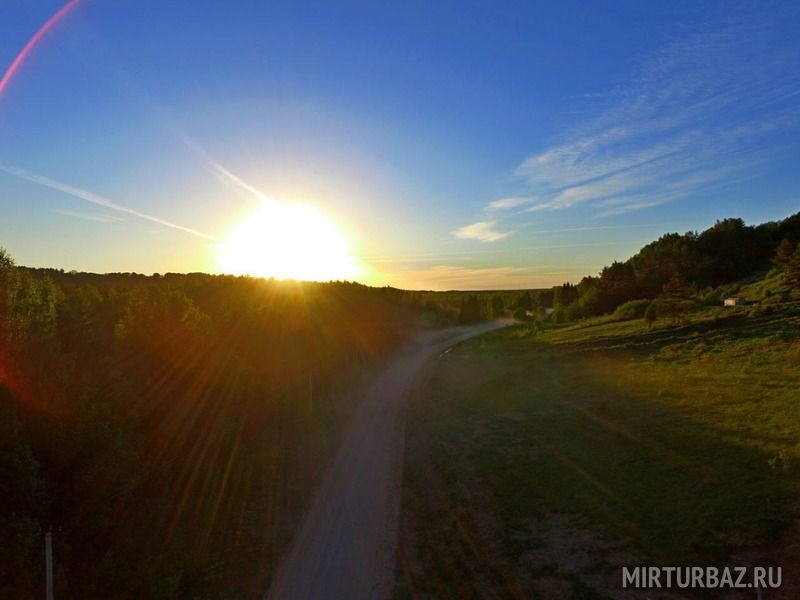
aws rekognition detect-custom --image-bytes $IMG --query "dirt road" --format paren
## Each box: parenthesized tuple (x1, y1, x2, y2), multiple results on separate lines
(266, 320, 511, 600)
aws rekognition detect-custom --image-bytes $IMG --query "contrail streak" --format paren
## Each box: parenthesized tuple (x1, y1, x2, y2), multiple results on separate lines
(210, 162, 268, 200)
(177, 133, 269, 201)
(0, 0, 83, 98)
(0, 165, 214, 240)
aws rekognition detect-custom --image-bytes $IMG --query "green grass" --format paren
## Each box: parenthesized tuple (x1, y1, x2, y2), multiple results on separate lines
(396, 303, 800, 598)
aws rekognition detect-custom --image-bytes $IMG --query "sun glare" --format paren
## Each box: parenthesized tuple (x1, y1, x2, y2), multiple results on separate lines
(218, 198, 361, 281)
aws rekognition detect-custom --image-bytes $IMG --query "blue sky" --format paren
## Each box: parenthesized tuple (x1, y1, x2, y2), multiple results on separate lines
(1, 0, 799, 289)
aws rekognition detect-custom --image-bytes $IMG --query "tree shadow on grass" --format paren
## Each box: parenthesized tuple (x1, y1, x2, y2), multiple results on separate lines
(564, 306, 799, 357)
(397, 328, 799, 598)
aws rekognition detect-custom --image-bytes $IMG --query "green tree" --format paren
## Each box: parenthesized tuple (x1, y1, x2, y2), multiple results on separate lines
(658, 273, 695, 325)
(490, 295, 505, 318)
(773, 238, 800, 293)
(516, 291, 533, 311)
(629, 232, 697, 296)
(459, 295, 484, 324)
(0, 443, 48, 594)
(694, 218, 771, 286)
(552, 282, 579, 308)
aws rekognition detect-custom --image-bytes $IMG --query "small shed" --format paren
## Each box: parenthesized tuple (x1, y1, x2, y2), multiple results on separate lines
(724, 297, 746, 307)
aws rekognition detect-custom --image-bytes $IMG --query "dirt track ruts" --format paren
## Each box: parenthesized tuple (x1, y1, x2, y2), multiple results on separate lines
(266, 320, 511, 600)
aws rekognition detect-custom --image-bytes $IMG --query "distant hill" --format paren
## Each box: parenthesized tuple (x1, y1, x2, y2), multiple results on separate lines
(542, 210, 800, 321)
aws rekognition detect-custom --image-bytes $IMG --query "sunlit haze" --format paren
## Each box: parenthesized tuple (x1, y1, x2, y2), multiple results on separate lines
(2, 3, 800, 599)
(218, 198, 361, 281)
(1, 1, 799, 289)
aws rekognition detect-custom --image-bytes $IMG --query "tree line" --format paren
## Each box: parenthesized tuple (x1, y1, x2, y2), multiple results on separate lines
(0, 252, 441, 598)
(538, 212, 800, 323)
(2, 209, 800, 595)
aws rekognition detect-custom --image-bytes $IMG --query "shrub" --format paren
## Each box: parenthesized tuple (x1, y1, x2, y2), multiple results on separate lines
(510, 323, 540, 338)
(564, 302, 589, 322)
(613, 299, 651, 321)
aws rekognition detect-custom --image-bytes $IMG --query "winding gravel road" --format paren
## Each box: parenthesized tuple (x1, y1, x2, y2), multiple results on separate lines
(267, 320, 511, 600)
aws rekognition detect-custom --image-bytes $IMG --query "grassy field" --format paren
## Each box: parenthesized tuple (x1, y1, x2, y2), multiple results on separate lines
(396, 303, 800, 598)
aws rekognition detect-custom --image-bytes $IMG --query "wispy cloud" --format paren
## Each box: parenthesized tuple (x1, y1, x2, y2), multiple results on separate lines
(486, 196, 536, 211)
(528, 223, 658, 235)
(54, 208, 124, 223)
(467, 4, 800, 224)
(451, 220, 510, 242)
(1, 165, 213, 239)
(366, 240, 635, 267)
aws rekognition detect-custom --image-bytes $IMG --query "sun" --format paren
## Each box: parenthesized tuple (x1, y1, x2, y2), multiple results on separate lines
(218, 198, 361, 281)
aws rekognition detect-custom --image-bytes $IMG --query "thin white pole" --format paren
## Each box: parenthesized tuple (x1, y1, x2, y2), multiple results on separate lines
(45, 531, 53, 600)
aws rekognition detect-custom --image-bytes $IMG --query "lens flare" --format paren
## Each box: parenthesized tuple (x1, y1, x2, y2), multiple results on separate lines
(0, 0, 83, 99)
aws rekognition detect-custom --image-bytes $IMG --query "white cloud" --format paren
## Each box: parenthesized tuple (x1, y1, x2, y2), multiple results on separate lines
(451, 221, 510, 242)
(482, 5, 800, 218)
(487, 196, 535, 211)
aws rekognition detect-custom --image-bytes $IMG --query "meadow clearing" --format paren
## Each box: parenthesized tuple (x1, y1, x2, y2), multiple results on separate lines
(397, 303, 800, 598)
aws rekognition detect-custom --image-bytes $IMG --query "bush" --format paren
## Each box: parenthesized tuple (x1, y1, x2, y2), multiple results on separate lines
(510, 323, 540, 338)
(612, 299, 651, 321)
(698, 283, 737, 306)
(749, 304, 774, 317)
(512, 308, 532, 322)
(564, 302, 589, 322)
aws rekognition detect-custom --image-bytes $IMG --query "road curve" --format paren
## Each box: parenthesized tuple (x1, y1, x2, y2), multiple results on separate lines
(266, 320, 511, 600)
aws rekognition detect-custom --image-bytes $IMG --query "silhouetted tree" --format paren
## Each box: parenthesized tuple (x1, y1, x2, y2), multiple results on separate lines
(658, 273, 695, 325)
(590, 261, 643, 315)
(0, 248, 440, 597)
(459, 295, 484, 324)
(693, 218, 772, 286)
(552, 282, 578, 308)
(491, 295, 505, 318)
(516, 291, 533, 311)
